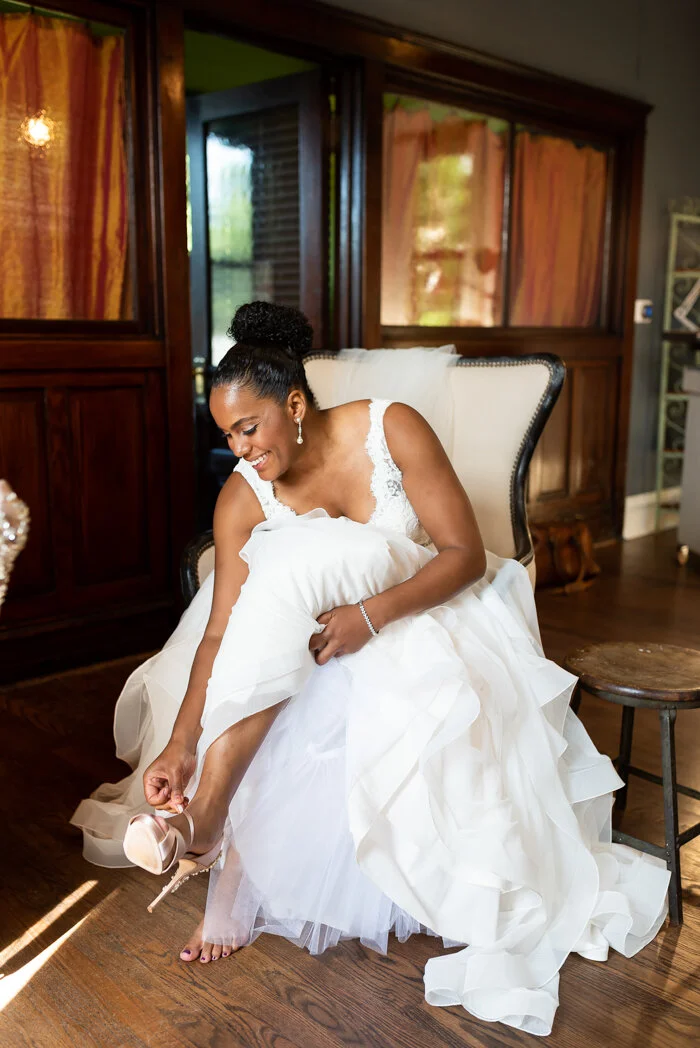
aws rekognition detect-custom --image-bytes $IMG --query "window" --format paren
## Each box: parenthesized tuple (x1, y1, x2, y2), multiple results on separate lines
(381, 95, 506, 327)
(0, 7, 133, 319)
(381, 93, 610, 330)
(205, 106, 301, 365)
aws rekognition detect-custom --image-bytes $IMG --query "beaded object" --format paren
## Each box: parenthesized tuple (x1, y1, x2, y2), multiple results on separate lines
(0, 486, 30, 611)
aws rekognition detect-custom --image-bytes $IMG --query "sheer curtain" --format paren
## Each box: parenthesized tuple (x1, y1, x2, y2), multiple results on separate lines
(509, 132, 607, 326)
(0, 12, 129, 319)
(381, 106, 432, 326)
(381, 103, 505, 327)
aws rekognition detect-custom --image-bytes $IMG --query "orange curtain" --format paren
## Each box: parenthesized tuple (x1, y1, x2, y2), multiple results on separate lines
(509, 132, 607, 326)
(0, 13, 129, 319)
(381, 106, 504, 327)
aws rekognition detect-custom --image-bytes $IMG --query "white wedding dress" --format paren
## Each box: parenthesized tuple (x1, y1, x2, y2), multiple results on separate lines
(71, 399, 670, 1037)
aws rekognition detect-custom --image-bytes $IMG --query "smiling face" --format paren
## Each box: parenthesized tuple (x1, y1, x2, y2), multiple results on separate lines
(209, 382, 306, 480)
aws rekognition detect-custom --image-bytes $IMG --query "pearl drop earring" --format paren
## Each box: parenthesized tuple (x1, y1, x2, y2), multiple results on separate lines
(296, 418, 304, 445)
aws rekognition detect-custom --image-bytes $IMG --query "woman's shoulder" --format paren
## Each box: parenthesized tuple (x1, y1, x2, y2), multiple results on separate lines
(328, 398, 429, 443)
(214, 470, 265, 540)
(380, 402, 443, 471)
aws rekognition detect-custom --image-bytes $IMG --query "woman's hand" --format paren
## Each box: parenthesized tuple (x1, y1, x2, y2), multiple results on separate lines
(309, 604, 374, 665)
(143, 737, 197, 814)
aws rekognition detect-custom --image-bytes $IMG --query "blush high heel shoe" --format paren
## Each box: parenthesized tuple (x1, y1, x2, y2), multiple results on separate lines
(123, 810, 223, 913)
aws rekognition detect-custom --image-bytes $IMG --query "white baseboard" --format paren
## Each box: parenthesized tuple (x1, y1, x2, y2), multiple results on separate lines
(622, 487, 681, 541)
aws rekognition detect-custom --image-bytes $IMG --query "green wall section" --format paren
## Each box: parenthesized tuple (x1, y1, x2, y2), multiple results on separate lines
(185, 32, 315, 95)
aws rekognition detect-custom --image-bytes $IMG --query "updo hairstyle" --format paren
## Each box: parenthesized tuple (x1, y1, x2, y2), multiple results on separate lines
(212, 301, 315, 404)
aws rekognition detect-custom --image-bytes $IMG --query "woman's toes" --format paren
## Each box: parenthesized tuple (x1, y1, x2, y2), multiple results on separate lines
(180, 918, 204, 962)
(211, 943, 223, 961)
(199, 944, 212, 963)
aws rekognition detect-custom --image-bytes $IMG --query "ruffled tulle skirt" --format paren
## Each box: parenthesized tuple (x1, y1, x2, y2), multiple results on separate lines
(71, 511, 670, 1036)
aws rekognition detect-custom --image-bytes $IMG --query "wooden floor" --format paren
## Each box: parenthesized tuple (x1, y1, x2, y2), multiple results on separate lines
(2, 530, 700, 1048)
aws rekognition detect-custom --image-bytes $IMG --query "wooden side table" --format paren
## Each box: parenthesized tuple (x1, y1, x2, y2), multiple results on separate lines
(564, 641, 700, 925)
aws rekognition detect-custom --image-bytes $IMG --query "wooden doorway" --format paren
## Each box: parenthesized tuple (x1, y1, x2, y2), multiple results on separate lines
(184, 35, 330, 527)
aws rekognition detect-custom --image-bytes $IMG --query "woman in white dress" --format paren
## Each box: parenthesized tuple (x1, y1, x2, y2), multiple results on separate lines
(72, 302, 670, 1037)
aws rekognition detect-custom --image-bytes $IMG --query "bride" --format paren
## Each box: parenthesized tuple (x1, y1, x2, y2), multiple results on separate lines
(71, 301, 670, 1036)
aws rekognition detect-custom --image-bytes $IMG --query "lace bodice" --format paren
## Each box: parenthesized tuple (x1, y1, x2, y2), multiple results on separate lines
(234, 399, 432, 547)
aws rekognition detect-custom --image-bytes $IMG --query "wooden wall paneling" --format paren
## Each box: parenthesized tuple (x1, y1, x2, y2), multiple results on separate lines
(609, 126, 648, 534)
(335, 63, 362, 349)
(68, 385, 149, 589)
(0, 388, 54, 603)
(299, 71, 330, 348)
(0, 340, 165, 371)
(155, 0, 196, 582)
(569, 360, 618, 503)
(0, 369, 171, 673)
(378, 328, 622, 359)
(143, 369, 169, 592)
(335, 59, 383, 350)
(361, 59, 384, 349)
(527, 373, 572, 505)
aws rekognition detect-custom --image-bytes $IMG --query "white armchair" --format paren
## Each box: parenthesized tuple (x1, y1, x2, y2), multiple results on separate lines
(181, 352, 565, 602)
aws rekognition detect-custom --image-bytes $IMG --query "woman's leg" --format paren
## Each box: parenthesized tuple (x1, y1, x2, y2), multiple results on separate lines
(160, 700, 286, 855)
(161, 701, 286, 963)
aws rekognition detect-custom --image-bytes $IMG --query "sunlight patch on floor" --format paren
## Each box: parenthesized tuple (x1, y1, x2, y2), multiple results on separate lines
(0, 914, 89, 1010)
(0, 879, 98, 970)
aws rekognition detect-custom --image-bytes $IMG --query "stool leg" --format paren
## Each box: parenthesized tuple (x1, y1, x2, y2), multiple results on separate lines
(660, 708, 682, 925)
(614, 706, 635, 813)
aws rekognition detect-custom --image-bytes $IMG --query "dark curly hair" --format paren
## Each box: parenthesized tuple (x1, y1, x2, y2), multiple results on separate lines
(212, 301, 315, 404)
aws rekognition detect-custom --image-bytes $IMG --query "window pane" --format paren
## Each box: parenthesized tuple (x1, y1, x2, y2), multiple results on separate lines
(509, 130, 608, 327)
(0, 9, 133, 320)
(381, 95, 506, 327)
(206, 106, 300, 364)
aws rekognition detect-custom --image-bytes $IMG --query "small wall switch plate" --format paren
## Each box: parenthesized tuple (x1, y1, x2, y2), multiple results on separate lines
(634, 298, 653, 323)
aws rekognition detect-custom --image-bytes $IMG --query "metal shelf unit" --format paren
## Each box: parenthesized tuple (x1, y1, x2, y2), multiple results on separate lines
(655, 214, 700, 530)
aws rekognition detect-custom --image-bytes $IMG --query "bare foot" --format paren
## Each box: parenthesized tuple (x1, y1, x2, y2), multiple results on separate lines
(179, 919, 242, 963)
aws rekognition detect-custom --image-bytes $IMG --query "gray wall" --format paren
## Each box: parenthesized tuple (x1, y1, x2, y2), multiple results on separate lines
(326, 0, 700, 494)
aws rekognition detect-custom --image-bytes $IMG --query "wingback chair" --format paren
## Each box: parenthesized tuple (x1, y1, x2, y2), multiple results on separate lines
(180, 352, 565, 605)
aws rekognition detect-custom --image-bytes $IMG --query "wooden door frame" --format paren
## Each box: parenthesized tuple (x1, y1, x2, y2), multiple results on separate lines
(155, 1, 196, 582)
(187, 71, 329, 358)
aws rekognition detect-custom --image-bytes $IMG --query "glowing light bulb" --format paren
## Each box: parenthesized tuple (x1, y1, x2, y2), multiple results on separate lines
(19, 110, 56, 151)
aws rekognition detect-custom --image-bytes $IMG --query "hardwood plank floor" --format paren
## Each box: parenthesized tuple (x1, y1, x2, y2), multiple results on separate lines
(1, 529, 699, 1048)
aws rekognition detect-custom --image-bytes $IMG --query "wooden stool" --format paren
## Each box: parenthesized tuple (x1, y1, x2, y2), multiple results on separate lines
(563, 641, 700, 925)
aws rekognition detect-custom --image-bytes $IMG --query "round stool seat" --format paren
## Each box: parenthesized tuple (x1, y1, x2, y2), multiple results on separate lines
(564, 641, 700, 709)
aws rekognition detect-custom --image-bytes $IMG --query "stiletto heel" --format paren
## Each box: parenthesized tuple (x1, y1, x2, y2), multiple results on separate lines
(123, 809, 223, 911)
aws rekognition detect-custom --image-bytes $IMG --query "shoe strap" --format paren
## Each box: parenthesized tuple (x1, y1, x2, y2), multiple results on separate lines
(154, 808, 195, 870)
(182, 808, 195, 846)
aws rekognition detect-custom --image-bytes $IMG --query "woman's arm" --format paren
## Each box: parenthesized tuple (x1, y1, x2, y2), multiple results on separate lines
(310, 404, 486, 665)
(363, 402, 486, 632)
(143, 473, 263, 811)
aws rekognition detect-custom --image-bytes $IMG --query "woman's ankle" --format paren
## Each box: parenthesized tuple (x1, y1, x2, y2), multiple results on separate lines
(184, 798, 226, 851)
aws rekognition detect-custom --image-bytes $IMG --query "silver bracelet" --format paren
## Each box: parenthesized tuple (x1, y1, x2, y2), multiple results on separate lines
(358, 598, 379, 637)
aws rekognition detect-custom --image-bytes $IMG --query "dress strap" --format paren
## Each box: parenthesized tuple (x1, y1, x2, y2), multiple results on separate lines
(366, 399, 403, 507)
(233, 458, 295, 521)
